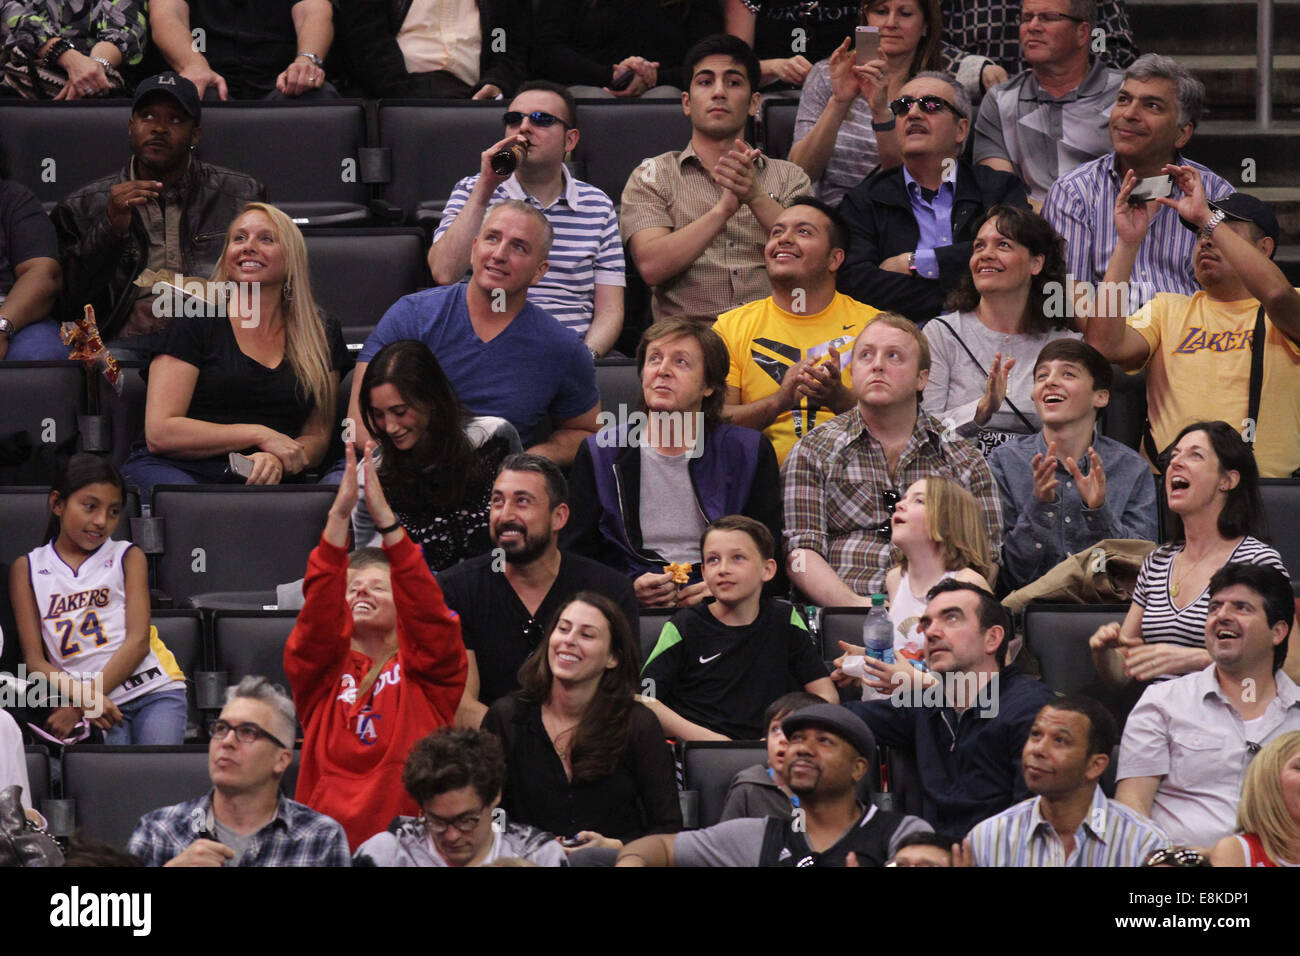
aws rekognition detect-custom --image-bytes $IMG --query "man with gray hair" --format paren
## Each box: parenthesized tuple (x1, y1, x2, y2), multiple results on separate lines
(1044, 53, 1232, 307)
(128, 677, 351, 866)
(975, 0, 1123, 208)
(351, 199, 601, 466)
(838, 71, 1030, 321)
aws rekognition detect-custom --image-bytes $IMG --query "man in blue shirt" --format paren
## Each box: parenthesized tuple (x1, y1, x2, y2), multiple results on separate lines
(350, 200, 600, 466)
(837, 71, 1029, 322)
(847, 580, 1055, 841)
(989, 339, 1157, 592)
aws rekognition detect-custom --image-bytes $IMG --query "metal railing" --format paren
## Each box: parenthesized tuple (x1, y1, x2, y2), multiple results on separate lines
(1259, 0, 1273, 128)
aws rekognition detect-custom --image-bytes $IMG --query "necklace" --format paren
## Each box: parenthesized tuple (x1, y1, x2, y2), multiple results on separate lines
(1169, 546, 1223, 599)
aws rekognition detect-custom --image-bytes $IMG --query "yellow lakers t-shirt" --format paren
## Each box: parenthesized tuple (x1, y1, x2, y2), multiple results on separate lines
(1129, 290, 1300, 477)
(715, 292, 879, 463)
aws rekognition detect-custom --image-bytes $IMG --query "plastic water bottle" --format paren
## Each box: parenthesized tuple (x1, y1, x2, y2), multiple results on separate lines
(863, 594, 894, 665)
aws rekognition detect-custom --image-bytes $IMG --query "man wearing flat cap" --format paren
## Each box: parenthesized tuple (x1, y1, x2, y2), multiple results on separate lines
(616, 703, 931, 867)
(1085, 163, 1300, 477)
(51, 72, 266, 356)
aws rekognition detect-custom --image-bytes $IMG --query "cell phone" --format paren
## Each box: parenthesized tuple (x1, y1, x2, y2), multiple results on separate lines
(855, 26, 882, 65)
(609, 68, 635, 92)
(1128, 174, 1173, 204)
(559, 835, 589, 848)
(228, 452, 255, 479)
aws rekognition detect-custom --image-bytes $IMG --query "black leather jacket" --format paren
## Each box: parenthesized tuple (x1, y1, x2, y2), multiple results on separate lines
(51, 157, 266, 339)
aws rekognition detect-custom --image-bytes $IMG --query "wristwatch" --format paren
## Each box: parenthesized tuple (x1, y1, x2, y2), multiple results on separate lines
(907, 251, 917, 274)
(0, 317, 14, 338)
(1200, 208, 1228, 239)
(296, 51, 323, 67)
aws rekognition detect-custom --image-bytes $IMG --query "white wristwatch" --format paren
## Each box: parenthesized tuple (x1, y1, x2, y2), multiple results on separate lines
(0, 316, 14, 337)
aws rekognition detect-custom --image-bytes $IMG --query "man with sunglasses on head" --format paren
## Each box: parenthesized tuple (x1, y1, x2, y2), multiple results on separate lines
(428, 81, 625, 359)
(838, 71, 1030, 323)
(128, 677, 351, 867)
(974, 0, 1122, 210)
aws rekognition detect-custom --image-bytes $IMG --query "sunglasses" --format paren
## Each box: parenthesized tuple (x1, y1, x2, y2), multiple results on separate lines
(868, 488, 901, 540)
(503, 110, 568, 129)
(889, 94, 963, 120)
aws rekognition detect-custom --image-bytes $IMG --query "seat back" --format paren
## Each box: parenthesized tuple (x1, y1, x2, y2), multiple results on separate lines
(1099, 365, 1147, 451)
(153, 609, 206, 736)
(303, 228, 429, 345)
(571, 100, 694, 205)
(0, 102, 129, 207)
(0, 486, 133, 568)
(150, 486, 335, 603)
(0, 363, 87, 485)
(378, 101, 507, 225)
(1259, 480, 1300, 579)
(97, 361, 148, 472)
(1023, 603, 1138, 726)
(594, 359, 642, 418)
(638, 609, 675, 665)
(24, 745, 50, 808)
(62, 745, 300, 851)
(680, 740, 768, 829)
(760, 99, 800, 160)
(211, 610, 300, 692)
(819, 607, 868, 661)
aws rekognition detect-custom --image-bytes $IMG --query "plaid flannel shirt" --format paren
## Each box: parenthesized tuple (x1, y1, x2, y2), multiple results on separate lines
(127, 791, 352, 867)
(782, 408, 1003, 596)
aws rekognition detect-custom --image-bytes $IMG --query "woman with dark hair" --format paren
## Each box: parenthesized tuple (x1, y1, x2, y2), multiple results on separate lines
(561, 317, 783, 608)
(1, 0, 145, 99)
(482, 592, 681, 851)
(1091, 421, 1289, 687)
(922, 205, 1080, 453)
(533, 0, 723, 98)
(789, 0, 944, 205)
(354, 340, 521, 571)
(0, 134, 64, 360)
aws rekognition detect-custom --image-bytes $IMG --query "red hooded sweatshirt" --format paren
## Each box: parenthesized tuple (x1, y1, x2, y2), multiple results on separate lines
(285, 532, 467, 849)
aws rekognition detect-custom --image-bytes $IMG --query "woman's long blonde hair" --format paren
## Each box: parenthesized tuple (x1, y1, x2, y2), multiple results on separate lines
(1236, 731, 1300, 864)
(896, 476, 996, 581)
(211, 202, 334, 416)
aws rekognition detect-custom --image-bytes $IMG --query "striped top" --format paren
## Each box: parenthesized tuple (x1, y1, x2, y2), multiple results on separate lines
(1132, 537, 1288, 650)
(967, 786, 1169, 867)
(434, 166, 625, 336)
(1043, 152, 1231, 310)
(792, 58, 882, 207)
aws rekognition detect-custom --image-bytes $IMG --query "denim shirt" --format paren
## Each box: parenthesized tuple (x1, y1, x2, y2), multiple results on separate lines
(988, 431, 1159, 591)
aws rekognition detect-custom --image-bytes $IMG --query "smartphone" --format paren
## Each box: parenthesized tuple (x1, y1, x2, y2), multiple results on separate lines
(855, 26, 882, 65)
(608, 68, 635, 92)
(1128, 174, 1173, 204)
(559, 836, 589, 848)
(228, 452, 255, 479)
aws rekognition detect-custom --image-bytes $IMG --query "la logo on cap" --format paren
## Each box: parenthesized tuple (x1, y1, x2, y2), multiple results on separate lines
(159, 74, 176, 85)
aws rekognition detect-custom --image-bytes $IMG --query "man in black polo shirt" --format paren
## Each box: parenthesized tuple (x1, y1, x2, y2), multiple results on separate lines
(616, 704, 931, 867)
(151, 0, 338, 100)
(439, 454, 638, 727)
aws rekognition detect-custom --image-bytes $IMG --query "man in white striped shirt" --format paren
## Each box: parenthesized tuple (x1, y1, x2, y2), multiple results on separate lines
(427, 81, 625, 357)
(961, 696, 1169, 866)
(1043, 53, 1230, 310)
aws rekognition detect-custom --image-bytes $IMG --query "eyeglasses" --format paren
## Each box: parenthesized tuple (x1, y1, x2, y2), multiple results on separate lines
(421, 809, 485, 834)
(503, 110, 568, 129)
(888, 94, 963, 120)
(1017, 11, 1085, 24)
(868, 488, 901, 540)
(209, 719, 288, 749)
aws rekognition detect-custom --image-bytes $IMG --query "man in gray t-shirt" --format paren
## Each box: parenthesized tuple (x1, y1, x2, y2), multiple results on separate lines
(616, 704, 931, 867)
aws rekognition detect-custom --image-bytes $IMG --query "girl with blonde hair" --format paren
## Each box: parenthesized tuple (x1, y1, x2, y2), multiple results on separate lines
(1211, 731, 1300, 867)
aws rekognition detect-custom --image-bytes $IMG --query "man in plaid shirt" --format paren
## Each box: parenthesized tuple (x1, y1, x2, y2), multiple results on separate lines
(783, 314, 1002, 605)
(128, 677, 350, 867)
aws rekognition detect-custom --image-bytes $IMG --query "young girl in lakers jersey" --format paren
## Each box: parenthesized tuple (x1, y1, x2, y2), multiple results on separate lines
(10, 455, 186, 744)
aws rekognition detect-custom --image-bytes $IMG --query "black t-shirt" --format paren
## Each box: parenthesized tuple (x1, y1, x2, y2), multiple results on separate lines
(641, 600, 829, 739)
(182, 0, 300, 98)
(437, 551, 640, 706)
(158, 311, 349, 440)
(0, 179, 58, 298)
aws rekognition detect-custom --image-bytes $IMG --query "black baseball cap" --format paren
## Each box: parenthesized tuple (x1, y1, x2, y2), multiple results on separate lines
(1181, 193, 1279, 247)
(132, 72, 201, 125)
(781, 704, 877, 760)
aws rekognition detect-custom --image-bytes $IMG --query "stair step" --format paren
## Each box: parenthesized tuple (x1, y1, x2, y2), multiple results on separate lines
(1129, 0, 1300, 56)
(1179, 55, 1300, 110)
(1186, 121, 1300, 189)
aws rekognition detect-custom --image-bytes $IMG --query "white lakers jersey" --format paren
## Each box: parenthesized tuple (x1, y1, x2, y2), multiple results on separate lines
(27, 539, 183, 705)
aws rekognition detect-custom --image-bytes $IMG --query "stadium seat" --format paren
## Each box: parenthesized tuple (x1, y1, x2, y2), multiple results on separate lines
(198, 101, 371, 225)
(210, 610, 300, 693)
(570, 100, 694, 205)
(24, 745, 50, 808)
(62, 745, 300, 851)
(1099, 365, 1147, 451)
(759, 98, 800, 161)
(679, 740, 768, 829)
(1022, 603, 1141, 726)
(0, 102, 129, 210)
(638, 608, 675, 664)
(819, 606, 868, 661)
(594, 358, 641, 417)
(96, 361, 148, 473)
(1258, 480, 1300, 579)
(303, 228, 429, 346)
(0, 485, 135, 568)
(377, 100, 508, 227)
(0, 363, 88, 486)
(153, 609, 206, 737)
(148, 486, 335, 604)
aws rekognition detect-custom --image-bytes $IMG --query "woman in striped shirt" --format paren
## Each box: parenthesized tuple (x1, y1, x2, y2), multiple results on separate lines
(1090, 421, 1288, 687)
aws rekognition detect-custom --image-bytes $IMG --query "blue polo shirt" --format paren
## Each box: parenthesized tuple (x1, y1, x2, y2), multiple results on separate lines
(359, 284, 598, 447)
(847, 666, 1055, 841)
